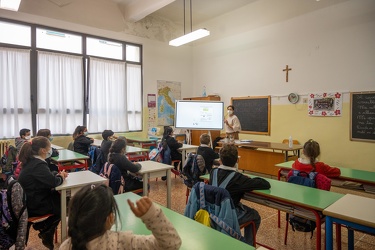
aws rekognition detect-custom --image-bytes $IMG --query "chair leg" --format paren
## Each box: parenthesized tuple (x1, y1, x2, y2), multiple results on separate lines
(284, 213, 289, 245)
(185, 187, 191, 204)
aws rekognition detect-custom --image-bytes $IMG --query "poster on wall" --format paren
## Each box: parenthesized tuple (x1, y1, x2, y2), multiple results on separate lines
(308, 92, 342, 116)
(157, 80, 181, 126)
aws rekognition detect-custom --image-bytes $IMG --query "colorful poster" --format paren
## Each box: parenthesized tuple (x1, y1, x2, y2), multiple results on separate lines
(157, 80, 181, 125)
(308, 92, 342, 116)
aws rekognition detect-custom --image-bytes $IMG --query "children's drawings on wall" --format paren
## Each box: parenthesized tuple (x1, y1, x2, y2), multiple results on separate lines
(308, 92, 342, 116)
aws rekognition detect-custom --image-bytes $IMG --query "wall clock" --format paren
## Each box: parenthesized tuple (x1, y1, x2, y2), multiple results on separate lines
(288, 93, 299, 104)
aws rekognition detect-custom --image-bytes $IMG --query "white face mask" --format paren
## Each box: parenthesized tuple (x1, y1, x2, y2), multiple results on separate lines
(227, 110, 233, 115)
(25, 136, 31, 140)
(84, 131, 88, 136)
(46, 148, 53, 158)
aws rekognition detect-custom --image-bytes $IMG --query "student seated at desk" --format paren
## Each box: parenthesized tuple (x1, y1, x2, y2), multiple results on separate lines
(292, 139, 341, 178)
(107, 138, 144, 192)
(197, 133, 220, 172)
(163, 126, 183, 166)
(60, 184, 182, 250)
(209, 144, 270, 247)
(18, 136, 68, 249)
(73, 125, 94, 155)
(101, 129, 116, 161)
(15, 128, 31, 153)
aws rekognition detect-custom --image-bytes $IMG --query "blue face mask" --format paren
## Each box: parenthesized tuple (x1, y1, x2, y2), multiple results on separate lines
(49, 136, 54, 142)
(46, 148, 53, 159)
(84, 131, 88, 136)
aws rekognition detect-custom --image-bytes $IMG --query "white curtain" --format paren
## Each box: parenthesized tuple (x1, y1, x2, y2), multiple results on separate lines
(37, 51, 84, 134)
(127, 64, 142, 131)
(88, 57, 128, 132)
(0, 47, 32, 138)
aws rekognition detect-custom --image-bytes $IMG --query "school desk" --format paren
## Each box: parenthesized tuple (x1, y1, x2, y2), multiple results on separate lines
(275, 160, 375, 188)
(200, 173, 344, 250)
(137, 161, 173, 208)
(219, 141, 302, 176)
(55, 170, 107, 241)
(113, 192, 254, 250)
(323, 194, 375, 250)
(125, 136, 158, 148)
(91, 139, 149, 161)
(51, 144, 64, 150)
(50, 149, 89, 171)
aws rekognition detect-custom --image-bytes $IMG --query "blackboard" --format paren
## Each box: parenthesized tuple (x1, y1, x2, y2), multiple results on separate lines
(350, 92, 375, 142)
(232, 96, 270, 135)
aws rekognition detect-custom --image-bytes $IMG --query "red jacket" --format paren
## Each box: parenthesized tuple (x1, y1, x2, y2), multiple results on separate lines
(292, 159, 341, 178)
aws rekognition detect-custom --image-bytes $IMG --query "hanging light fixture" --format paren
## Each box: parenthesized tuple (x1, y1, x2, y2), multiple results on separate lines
(169, 0, 210, 47)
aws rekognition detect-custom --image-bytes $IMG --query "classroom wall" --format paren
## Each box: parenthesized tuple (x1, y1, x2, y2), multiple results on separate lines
(190, 0, 375, 171)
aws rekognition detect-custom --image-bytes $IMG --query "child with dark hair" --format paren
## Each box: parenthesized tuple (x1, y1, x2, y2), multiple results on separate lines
(73, 125, 94, 155)
(101, 129, 116, 161)
(15, 128, 31, 153)
(18, 136, 68, 249)
(209, 144, 270, 246)
(292, 139, 341, 177)
(196, 133, 220, 172)
(163, 126, 183, 165)
(107, 138, 144, 192)
(60, 184, 181, 250)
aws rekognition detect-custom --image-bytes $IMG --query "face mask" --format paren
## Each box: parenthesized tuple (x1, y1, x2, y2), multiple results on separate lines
(49, 136, 54, 142)
(25, 136, 31, 140)
(46, 148, 53, 158)
(227, 110, 233, 115)
(84, 131, 88, 136)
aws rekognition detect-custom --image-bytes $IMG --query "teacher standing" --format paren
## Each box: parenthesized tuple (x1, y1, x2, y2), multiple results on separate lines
(224, 105, 241, 139)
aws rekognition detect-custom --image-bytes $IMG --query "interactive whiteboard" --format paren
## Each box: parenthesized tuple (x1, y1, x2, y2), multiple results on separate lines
(175, 100, 224, 130)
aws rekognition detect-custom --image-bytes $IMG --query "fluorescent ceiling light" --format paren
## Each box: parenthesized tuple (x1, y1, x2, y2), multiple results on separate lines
(0, 0, 21, 11)
(169, 28, 210, 47)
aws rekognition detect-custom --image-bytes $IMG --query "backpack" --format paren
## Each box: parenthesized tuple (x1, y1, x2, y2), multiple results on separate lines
(181, 153, 206, 188)
(1, 145, 17, 173)
(100, 163, 124, 195)
(0, 177, 27, 249)
(287, 170, 318, 238)
(88, 146, 105, 174)
(149, 140, 170, 164)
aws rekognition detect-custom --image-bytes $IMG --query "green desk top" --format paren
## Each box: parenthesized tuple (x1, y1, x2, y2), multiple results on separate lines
(200, 174, 344, 211)
(114, 192, 253, 250)
(126, 136, 158, 143)
(51, 149, 89, 162)
(275, 160, 375, 185)
(126, 145, 149, 154)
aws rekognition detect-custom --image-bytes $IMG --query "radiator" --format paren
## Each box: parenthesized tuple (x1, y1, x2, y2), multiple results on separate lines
(0, 140, 10, 156)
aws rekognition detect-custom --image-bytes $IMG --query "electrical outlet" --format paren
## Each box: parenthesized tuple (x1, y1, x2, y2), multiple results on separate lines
(302, 98, 308, 104)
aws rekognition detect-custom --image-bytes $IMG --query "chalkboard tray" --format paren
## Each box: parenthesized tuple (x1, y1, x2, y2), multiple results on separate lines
(350, 92, 375, 142)
(232, 96, 271, 135)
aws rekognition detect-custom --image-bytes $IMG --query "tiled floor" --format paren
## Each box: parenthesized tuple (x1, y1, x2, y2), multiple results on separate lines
(25, 175, 375, 250)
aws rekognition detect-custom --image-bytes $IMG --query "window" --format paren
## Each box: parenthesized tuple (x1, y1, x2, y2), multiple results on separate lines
(87, 37, 123, 60)
(0, 21, 30, 46)
(126, 64, 142, 130)
(126, 44, 141, 62)
(36, 28, 82, 54)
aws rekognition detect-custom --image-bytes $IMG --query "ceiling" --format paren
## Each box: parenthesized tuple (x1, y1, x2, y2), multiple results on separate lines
(114, 0, 254, 24)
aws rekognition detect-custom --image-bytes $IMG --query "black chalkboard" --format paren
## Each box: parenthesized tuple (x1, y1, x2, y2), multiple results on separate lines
(350, 92, 375, 142)
(232, 96, 270, 135)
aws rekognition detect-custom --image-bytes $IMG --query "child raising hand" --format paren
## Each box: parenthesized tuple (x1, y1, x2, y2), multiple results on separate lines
(60, 184, 181, 250)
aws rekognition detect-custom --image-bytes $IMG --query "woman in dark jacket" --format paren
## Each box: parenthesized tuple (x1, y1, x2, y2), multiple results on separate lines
(107, 138, 144, 192)
(163, 126, 183, 165)
(18, 136, 68, 249)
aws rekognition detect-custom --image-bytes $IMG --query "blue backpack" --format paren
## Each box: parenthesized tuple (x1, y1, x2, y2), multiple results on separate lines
(287, 170, 318, 237)
(181, 153, 206, 188)
(88, 146, 105, 174)
(149, 140, 171, 165)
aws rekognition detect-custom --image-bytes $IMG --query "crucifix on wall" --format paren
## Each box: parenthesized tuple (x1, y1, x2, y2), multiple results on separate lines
(283, 65, 292, 82)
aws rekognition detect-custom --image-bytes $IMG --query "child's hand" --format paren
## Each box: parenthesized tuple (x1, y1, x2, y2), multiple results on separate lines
(127, 197, 152, 218)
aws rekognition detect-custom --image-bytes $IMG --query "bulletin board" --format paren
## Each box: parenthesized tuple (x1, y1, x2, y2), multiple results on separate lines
(350, 91, 375, 142)
(231, 96, 271, 135)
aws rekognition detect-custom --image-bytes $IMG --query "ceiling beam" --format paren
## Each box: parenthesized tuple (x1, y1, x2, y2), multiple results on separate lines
(118, 0, 175, 22)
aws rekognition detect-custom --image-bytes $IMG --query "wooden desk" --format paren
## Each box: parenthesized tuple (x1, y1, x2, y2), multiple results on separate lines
(221, 141, 302, 176)
(126, 136, 158, 148)
(137, 161, 173, 208)
(178, 144, 199, 167)
(200, 173, 344, 250)
(324, 194, 375, 250)
(114, 192, 253, 250)
(51, 149, 89, 171)
(275, 161, 375, 188)
(55, 171, 107, 241)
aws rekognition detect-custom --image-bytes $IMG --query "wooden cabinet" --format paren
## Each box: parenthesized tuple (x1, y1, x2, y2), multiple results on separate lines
(183, 95, 221, 145)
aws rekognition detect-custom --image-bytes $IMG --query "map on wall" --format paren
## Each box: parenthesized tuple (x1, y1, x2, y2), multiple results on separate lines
(157, 80, 181, 126)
